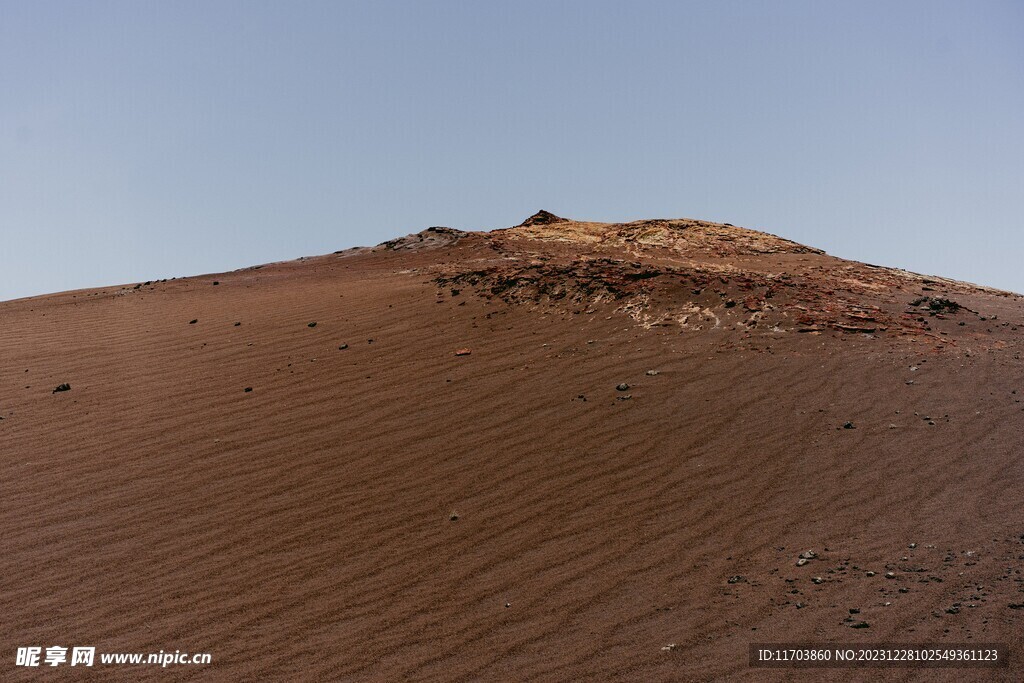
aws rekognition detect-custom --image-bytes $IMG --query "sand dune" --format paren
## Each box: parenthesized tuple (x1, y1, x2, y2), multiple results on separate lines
(2, 213, 1023, 680)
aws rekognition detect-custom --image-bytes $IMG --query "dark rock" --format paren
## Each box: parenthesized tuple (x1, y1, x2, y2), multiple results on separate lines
(616, 383, 630, 391)
(308, 322, 317, 328)
(843, 421, 855, 429)
(244, 387, 253, 393)
(338, 344, 349, 350)
(911, 296, 962, 313)
(52, 383, 71, 393)
(189, 319, 198, 324)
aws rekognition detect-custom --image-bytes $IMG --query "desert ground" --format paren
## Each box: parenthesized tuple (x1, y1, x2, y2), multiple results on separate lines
(2, 212, 1022, 681)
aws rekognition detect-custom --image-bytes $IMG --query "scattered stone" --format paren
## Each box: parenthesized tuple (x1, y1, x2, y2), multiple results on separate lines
(455, 348, 472, 356)
(1008, 603, 1024, 610)
(505, 602, 511, 608)
(848, 621, 870, 629)
(307, 322, 317, 327)
(946, 606, 960, 614)
(338, 344, 349, 350)
(727, 575, 745, 584)
(449, 513, 459, 521)
(909, 543, 917, 549)
(796, 558, 809, 567)
(617, 394, 632, 401)
(616, 383, 630, 391)
(189, 319, 198, 324)
(811, 577, 824, 584)
(885, 572, 896, 579)
(799, 550, 817, 560)
(866, 571, 876, 577)
(213, 281, 219, 285)
(234, 322, 241, 326)
(244, 387, 252, 393)
(646, 370, 659, 376)
(52, 383, 71, 393)
(849, 608, 860, 614)
(843, 421, 855, 429)
(661, 644, 678, 652)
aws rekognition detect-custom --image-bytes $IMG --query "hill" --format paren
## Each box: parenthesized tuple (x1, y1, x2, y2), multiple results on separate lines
(2, 212, 1022, 680)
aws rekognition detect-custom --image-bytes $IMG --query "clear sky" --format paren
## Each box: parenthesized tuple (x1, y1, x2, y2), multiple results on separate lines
(1, 1, 1022, 301)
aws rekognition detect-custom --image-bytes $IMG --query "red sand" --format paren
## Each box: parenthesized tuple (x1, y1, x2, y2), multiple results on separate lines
(2, 213, 1023, 681)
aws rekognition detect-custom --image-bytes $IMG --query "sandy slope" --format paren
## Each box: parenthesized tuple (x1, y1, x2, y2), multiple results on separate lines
(2, 213, 1023, 681)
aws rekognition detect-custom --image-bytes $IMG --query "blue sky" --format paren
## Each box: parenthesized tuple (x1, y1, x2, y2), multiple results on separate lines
(1, 1, 1022, 300)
